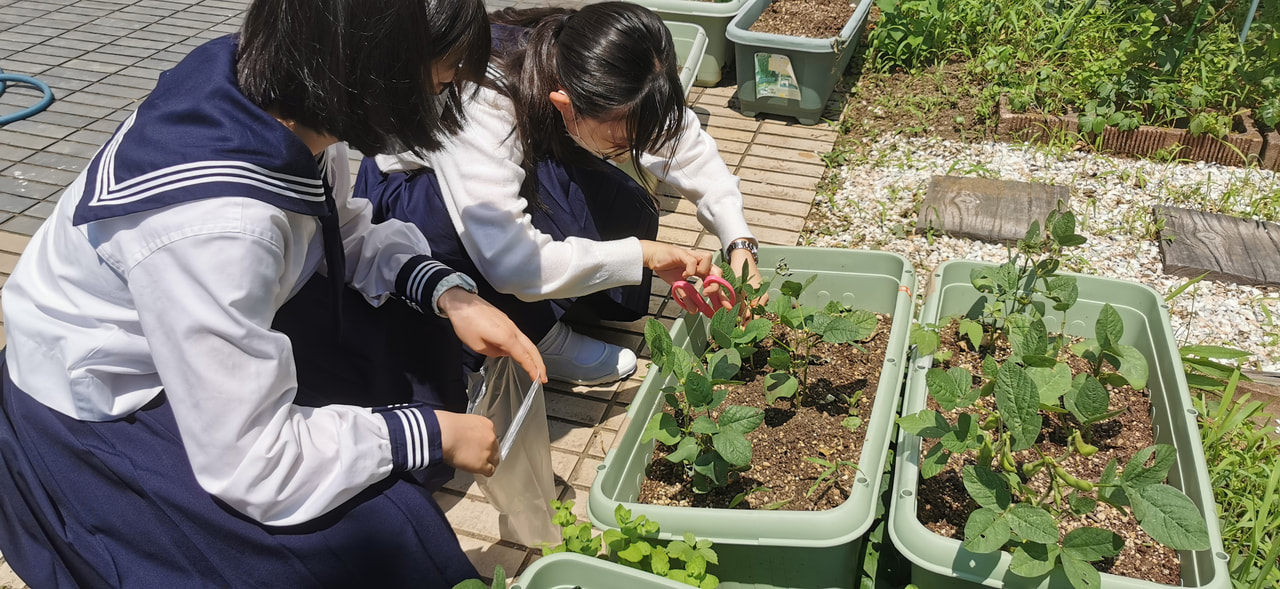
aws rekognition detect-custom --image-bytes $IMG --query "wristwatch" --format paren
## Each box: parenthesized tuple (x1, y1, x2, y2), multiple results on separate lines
(724, 238, 759, 264)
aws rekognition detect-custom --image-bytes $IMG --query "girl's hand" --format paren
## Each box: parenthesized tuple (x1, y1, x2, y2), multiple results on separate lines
(639, 240, 716, 286)
(435, 411, 499, 476)
(437, 287, 547, 383)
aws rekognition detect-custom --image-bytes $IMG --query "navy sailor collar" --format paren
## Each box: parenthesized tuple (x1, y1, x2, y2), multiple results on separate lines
(74, 35, 329, 225)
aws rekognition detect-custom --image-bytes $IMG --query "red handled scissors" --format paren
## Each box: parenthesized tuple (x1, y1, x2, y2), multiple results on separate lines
(671, 275, 736, 318)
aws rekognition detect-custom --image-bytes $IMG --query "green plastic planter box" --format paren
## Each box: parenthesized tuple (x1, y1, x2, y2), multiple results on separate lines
(725, 0, 871, 125)
(629, 0, 754, 87)
(588, 246, 915, 588)
(666, 21, 708, 99)
(511, 553, 689, 589)
(889, 260, 1231, 589)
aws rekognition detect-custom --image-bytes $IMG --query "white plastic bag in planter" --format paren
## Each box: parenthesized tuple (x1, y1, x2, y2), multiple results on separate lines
(465, 356, 559, 546)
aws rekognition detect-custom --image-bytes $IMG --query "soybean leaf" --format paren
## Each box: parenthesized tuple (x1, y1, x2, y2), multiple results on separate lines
(764, 372, 799, 404)
(963, 507, 1011, 553)
(1130, 484, 1211, 551)
(1097, 458, 1130, 508)
(685, 371, 714, 408)
(1067, 493, 1098, 515)
(897, 410, 951, 439)
(1104, 344, 1149, 390)
(709, 309, 737, 349)
(1095, 304, 1124, 350)
(1046, 276, 1078, 311)
(669, 347, 698, 382)
(962, 464, 1012, 509)
(1007, 504, 1059, 544)
(736, 318, 772, 344)
(1027, 363, 1072, 407)
(1065, 373, 1111, 424)
(940, 413, 978, 453)
(778, 306, 805, 330)
(645, 319, 673, 371)
(690, 416, 719, 435)
(712, 431, 753, 468)
(982, 356, 1001, 380)
(1060, 554, 1101, 589)
(958, 318, 984, 350)
(692, 451, 730, 487)
(707, 348, 742, 382)
(821, 310, 877, 344)
(920, 442, 950, 479)
(994, 363, 1043, 451)
(779, 280, 806, 299)
(666, 437, 700, 463)
(1121, 444, 1177, 489)
(927, 367, 972, 411)
(1009, 542, 1059, 578)
(768, 348, 792, 372)
(1062, 526, 1124, 562)
(911, 324, 941, 356)
(1007, 316, 1048, 359)
(718, 405, 765, 435)
(643, 412, 682, 445)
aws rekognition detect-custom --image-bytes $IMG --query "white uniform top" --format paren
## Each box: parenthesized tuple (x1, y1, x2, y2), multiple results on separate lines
(3, 143, 441, 527)
(375, 84, 755, 302)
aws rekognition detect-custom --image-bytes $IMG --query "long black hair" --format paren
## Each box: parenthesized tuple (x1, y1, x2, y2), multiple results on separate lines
(489, 2, 686, 173)
(237, 0, 490, 156)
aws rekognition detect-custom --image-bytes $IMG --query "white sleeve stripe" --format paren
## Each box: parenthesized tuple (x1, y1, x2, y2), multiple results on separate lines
(407, 263, 448, 303)
(405, 408, 430, 469)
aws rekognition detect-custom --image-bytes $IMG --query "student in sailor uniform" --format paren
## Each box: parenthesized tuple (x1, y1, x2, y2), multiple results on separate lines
(278, 3, 765, 400)
(0, 0, 544, 587)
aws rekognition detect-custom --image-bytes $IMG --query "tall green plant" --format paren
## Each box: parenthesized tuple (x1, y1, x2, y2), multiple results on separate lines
(898, 210, 1211, 589)
(1183, 346, 1280, 589)
(643, 319, 765, 493)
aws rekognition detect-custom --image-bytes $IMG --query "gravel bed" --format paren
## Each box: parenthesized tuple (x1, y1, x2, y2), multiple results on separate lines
(806, 134, 1280, 371)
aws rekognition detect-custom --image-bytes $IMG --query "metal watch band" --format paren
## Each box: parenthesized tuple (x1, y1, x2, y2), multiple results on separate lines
(725, 238, 759, 263)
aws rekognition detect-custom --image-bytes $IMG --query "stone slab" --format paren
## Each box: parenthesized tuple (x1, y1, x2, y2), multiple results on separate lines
(916, 175, 1070, 244)
(1156, 205, 1280, 287)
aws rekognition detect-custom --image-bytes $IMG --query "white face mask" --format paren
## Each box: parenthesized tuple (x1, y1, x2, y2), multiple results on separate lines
(561, 96, 630, 162)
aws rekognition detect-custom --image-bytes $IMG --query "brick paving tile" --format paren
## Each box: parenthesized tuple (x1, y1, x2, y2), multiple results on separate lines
(0, 179, 57, 203)
(1, 214, 48, 235)
(6, 163, 80, 187)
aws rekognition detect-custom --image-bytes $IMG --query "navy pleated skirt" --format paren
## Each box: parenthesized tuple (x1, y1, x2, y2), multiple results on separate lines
(0, 351, 480, 588)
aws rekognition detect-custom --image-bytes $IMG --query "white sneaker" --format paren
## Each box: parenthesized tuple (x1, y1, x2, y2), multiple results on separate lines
(537, 321, 637, 386)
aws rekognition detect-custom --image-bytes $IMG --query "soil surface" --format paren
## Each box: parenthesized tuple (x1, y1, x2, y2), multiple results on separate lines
(637, 314, 892, 511)
(749, 0, 857, 39)
(914, 320, 1181, 586)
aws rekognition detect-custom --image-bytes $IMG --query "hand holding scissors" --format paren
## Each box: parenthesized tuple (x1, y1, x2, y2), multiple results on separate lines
(671, 275, 736, 318)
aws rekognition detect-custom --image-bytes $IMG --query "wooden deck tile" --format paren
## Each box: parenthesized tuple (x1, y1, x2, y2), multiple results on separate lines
(1156, 205, 1280, 286)
(917, 175, 1070, 244)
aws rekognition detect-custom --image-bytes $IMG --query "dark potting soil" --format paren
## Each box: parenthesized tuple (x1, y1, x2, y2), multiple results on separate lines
(747, 0, 857, 39)
(915, 319, 1181, 586)
(637, 314, 892, 511)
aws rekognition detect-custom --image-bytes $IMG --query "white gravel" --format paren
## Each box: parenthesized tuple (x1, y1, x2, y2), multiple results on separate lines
(805, 134, 1280, 371)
